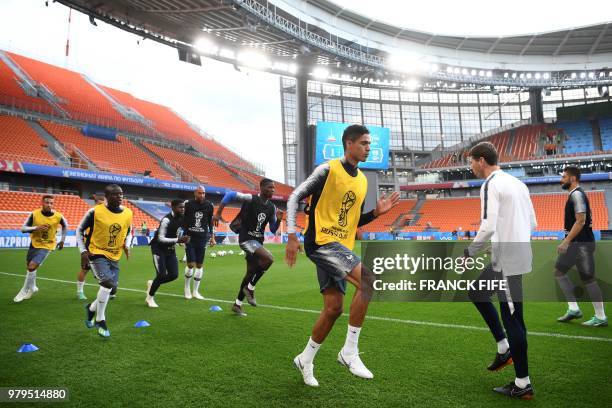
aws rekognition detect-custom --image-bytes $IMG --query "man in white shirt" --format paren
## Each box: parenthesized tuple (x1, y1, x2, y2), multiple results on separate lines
(465, 142, 537, 400)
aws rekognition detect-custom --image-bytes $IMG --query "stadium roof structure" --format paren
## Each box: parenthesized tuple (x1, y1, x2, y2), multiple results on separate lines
(57, 0, 612, 90)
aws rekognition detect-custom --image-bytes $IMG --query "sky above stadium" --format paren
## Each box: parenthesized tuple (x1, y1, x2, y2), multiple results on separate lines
(0, 0, 285, 181)
(333, 0, 612, 36)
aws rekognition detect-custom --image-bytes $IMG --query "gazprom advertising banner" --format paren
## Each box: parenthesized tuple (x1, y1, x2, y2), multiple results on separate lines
(315, 121, 389, 170)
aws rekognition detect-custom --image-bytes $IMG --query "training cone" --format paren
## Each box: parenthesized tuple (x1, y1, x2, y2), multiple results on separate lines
(17, 343, 39, 353)
(209, 305, 223, 312)
(134, 320, 151, 328)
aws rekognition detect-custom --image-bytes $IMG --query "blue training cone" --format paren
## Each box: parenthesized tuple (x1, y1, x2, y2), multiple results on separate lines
(209, 305, 223, 312)
(134, 320, 150, 328)
(17, 343, 39, 353)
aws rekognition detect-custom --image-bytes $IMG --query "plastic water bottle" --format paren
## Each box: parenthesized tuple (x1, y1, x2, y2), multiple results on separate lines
(177, 227, 184, 238)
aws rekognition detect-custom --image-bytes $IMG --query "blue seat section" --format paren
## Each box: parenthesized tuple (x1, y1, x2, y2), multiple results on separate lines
(558, 120, 594, 154)
(600, 118, 612, 151)
(130, 200, 170, 221)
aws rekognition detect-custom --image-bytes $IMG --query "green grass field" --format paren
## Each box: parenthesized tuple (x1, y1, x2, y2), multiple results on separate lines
(1, 243, 611, 407)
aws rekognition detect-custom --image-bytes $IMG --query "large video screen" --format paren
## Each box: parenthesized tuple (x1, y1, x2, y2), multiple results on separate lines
(314, 121, 390, 170)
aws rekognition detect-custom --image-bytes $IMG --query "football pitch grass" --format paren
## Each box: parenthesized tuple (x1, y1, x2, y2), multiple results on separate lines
(1, 243, 610, 407)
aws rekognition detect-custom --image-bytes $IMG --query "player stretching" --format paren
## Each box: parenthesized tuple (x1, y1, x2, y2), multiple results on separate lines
(14, 195, 67, 302)
(183, 186, 215, 300)
(145, 199, 191, 308)
(286, 124, 399, 387)
(76, 192, 105, 300)
(77, 184, 132, 338)
(555, 166, 607, 326)
(214, 178, 283, 316)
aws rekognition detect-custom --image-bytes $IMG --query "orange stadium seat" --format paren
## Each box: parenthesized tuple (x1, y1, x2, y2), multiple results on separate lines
(0, 191, 91, 229)
(214, 207, 241, 232)
(530, 191, 608, 231)
(413, 197, 481, 232)
(143, 142, 249, 190)
(39, 120, 174, 180)
(8, 52, 147, 133)
(360, 199, 416, 232)
(0, 58, 54, 112)
(0, 115, 57, 165)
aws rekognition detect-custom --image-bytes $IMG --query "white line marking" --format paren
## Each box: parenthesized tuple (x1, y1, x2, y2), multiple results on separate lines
(1, 271, 610, 343)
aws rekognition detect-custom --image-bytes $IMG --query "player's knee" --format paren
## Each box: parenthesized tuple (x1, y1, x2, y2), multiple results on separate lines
(554, 269, 566, 277)
(580, 276, 595, 284)
(259, 256, 273, 271)
(184, 266, 193, 278)
(99, 279, 115, 290)
(26, 262, 38, 272)
(324, 304, 343, 319)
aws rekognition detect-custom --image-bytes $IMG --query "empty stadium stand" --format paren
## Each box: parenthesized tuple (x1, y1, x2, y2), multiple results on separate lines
(599, 118, 612, 151)
(0, 115, 57, 165)
(143, 142, 250, 190)
(0, 191, 90, 229)
(360, 199, 416, 232)
(558, 120, 595, 154)
(39, 120, 174, 179)
(404, 191, 608, 232)
(0, 56, 54, 113)
(7, 53, 147, 134)
(530, 191, 608, 230)
(411, 197, 481, 232)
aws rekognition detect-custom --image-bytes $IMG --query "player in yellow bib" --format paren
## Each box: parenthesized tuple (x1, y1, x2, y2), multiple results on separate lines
(286, 125, 400, 386)
(76, 192, 106, 300)
(76, 184, 133, 338)
(14, 195, 67, 303)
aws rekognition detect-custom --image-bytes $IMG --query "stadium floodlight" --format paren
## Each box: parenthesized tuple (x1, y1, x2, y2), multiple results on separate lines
(503, 72, 509, 78)
(512, 72, 517, 79)
(237, 50, 271, 69)
(461, 68, 468, 75)
(312, 67, 330, 79)
(486, 71, 493, 77)
(446, 66, 453, 74)
(479, 70, 485, 77)
(519, 73, 525, 79)
(219, 48, 235, 59)
(535, 73, 541, 79)
(526, 73, 532, 79)
(470, 69, 476, 76)
(543, 72, 550, 79)
(580, 72, 586, 79)
(288, 63, 298, 74)
(194, 38, 219, 55)
(588, 72, 595, 79)
(404, 78, 420, 90)
(571, 72, 577, 79)
(273, 62, 288, 72)
(387, 52, 421, 73)
(453, 67, 460, 74)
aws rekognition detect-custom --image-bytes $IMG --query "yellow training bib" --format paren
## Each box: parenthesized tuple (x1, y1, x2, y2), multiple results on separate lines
(30, 209, 64, 250)
(88, 205, 133, 261)
(314, 159, 367, 250)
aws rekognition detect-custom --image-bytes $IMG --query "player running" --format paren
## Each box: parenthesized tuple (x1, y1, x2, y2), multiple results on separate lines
(76, 192, 105, 300)
(14, 194, 67, 303)
(286, 124, 399, 387)
(555, 166, 607, 327)
(77, 184, 133, 338)
(183, 186, 215, 300)
(213, 178, 283, 316)
(145, 199, 191, 308)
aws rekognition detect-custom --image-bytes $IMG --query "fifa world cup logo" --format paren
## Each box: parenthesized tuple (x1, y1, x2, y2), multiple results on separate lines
(41, 230, 49, 240)
(108, 223, 122, 246)
(338, 191, 356, 227)
(256, 213, 266, 232)
(195, 211, 203, 228)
